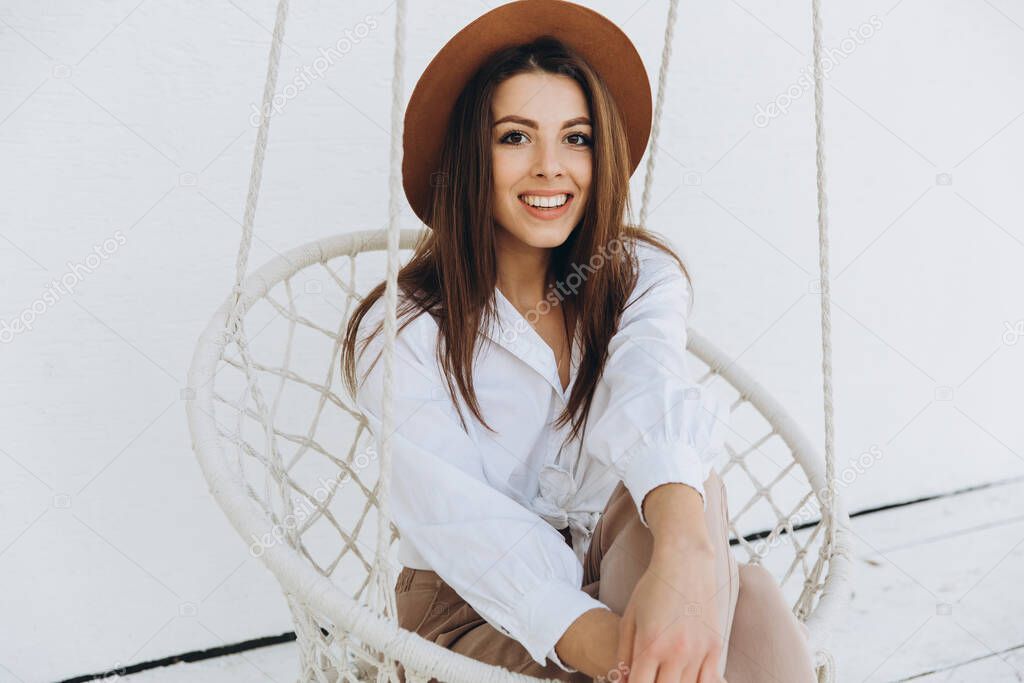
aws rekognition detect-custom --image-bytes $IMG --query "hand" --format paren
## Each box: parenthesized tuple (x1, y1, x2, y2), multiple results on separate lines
(616, 543, 726, 683)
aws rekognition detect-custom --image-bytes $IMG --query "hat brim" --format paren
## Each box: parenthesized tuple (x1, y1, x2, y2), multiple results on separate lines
(402, 0, 652, 226)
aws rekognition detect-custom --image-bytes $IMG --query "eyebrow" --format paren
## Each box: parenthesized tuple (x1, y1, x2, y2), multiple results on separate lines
(493, 115, 591, 129)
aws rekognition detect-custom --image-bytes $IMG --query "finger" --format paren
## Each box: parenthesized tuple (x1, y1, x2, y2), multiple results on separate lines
(679, 662, 701, 683)
(654, 661, 683, 683)
(695, 646, 721, 683)
(616, 605, 636, 679)
(628, 647, 659, 683)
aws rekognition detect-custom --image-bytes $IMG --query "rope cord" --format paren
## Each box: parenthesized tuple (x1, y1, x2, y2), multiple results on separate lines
(372, 0, 408, 623)
(228, 0, 290, 331)
(638, 0, 679, 228)
(224, 0, 296, 548)
(810, 0, 838, 567)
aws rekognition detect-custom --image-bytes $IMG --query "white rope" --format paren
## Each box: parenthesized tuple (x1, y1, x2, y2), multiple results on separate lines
(638, 0, 680, 228)
(371, 0, 408, 623)
(224, 0, 296, 549)
(810, 0, 838, 575)
(228, 0, 290, 333)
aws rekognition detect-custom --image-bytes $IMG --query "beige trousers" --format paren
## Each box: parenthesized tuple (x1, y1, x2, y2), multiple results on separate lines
(395, 471, 817, 682)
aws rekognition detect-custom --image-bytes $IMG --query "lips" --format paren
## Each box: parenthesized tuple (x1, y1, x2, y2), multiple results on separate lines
(517, 193, 575, 220)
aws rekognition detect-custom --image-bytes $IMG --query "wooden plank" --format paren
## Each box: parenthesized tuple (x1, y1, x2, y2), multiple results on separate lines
(905, 643, 1024, 681)
(784, 477, 1024, 682)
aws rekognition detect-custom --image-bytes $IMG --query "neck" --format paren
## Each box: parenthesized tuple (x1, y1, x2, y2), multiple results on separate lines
(494, 231, 552, 311)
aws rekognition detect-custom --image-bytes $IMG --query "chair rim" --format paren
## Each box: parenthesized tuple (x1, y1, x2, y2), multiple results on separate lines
(185, 227, 850, 680)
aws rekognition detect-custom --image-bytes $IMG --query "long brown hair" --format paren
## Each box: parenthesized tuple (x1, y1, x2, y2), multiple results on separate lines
(342, 36, 691, 447)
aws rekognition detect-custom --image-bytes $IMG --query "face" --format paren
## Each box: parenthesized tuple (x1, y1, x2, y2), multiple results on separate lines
(490, 71, 593, 251)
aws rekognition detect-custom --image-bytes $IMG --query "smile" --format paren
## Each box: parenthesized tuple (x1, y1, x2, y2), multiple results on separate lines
(519, 193, 570, 208)
(517, 193, 575, 220)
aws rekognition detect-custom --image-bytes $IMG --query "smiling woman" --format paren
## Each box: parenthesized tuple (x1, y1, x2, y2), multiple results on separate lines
(338, 2, 818, 682)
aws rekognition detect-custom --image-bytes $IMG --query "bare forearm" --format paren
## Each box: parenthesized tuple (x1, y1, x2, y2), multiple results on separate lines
(556, 485, 715, 678)
(642, 482, 714, 556)
(554, 607, 622, 679)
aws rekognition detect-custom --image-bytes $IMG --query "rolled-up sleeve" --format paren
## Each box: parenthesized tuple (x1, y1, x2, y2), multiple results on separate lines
(352, 302, 609, 672)
(582, 243, 730, 527)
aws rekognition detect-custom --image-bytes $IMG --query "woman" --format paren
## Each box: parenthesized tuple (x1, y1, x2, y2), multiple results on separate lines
(342, 2, 817, 681)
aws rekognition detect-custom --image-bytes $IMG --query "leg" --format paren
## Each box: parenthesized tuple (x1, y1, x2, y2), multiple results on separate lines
(723, 563, 817, 683)
(588, 470, 739, 678)
(394, 567, 594, 682)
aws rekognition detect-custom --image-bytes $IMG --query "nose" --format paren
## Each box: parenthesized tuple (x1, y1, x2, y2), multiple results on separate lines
(532, 137, 564, 179)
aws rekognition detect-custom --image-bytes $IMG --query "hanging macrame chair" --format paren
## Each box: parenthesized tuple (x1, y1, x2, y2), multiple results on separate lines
(186, 0, 852, 681)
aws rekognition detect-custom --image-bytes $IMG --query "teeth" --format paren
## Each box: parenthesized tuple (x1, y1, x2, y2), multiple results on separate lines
(520, 193, 569, 208)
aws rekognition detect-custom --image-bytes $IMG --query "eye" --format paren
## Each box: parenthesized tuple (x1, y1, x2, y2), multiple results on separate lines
(566, 132, 592, 147)
(499, 129, 530, 146)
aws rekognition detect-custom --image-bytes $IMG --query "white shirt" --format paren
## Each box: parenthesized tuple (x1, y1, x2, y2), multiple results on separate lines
(353, 238, 730, 673)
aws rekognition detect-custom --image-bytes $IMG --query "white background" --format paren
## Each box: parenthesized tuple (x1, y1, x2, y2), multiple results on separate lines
(1, 0, 1022, 681)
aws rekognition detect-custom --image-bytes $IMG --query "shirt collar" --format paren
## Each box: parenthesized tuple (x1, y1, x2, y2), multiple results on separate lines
(481, 286, 581, 401)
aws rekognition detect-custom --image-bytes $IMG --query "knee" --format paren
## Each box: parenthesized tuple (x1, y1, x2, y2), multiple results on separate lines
(736, 564, 809, 633)
(735, 564, 813, 650)
(737, 562, 777, 593)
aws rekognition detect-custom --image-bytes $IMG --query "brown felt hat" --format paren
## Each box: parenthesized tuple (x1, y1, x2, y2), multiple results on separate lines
(401, 0, 652, 226)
